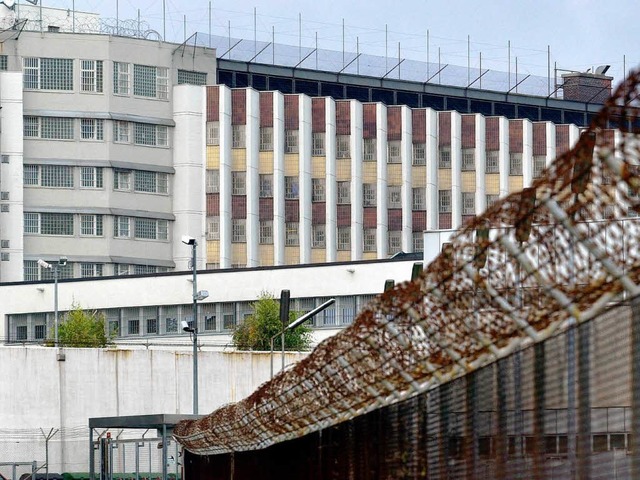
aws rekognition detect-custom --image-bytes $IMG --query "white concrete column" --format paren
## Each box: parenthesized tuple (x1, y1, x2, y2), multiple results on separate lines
(350, 100, 363, 260)
(425, 108, 438, 230)
(376, 104, 388, 259)
(218, 86, 233, 269)
(475, 114, 487, 214)
(0, 72, 24, 282)
(522, 119, 533, 188)
(299, 95, 312, 264)
(400, 106, 413, 252)
(568, 124, 580, 148)
(325, 98, 337, 262)
(545, 122, 557, 168)
(245, 89, 260, 267)
(498, 117, 510, 198)
(450, 111, 462, 229)
(273, 92, 285, 266)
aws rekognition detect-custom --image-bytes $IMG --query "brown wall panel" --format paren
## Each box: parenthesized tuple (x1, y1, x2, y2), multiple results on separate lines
(285, 200, 299, 222)
(461, 115, 476, 148)
(312, 98, 326, 133)
(337, 204, 351, 227)
(336, 101, 351, 135)
(232, 196, 246, 219)
(412, 211, 426, 231)
(388, 209, 402, 230)
(232, 89, 246, 125)
(260, 92, 274, 128)
(206, 86, 219, 122)
(363, 207, 377, 228)
(312, 203, 326, 224)
(412, 109, 426, 143)
(363, 104, 377, 139)
(486, 117, 500, 151)
(206, 193, 220, 216)
(259, 198, 273, 220)
(533, 123, 547, 155)
(438, 112, 451, 146)
(285, 95, 299, 129)
(387, 107, 402, 141)
(509, 119, 523, 153)
(556, 124, 570, 156)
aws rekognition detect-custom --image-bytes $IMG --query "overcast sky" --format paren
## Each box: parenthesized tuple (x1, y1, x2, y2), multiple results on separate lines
(36, 0, 639, 87)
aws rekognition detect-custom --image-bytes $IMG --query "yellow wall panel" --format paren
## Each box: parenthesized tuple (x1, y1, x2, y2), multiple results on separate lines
(259, 152, 274, 174)
(207, 146, 220, 169)
(284, 154, 299, 175)
(509, 176, 523, 193)
(311, 249, 326, 263)
(258, 245, 274, 266)
(232, 243, 247, 265)
(462, 172, 476, 192)
(362, 252, 377, 260)
(311, 157, 326, 177)
(387, 164, 402, 185)
(284, 246, 300, 265)
(412, 166, 426, 187)
(438, 169, 452, 189)
(336, 159, 351, 181)
(363, 162, 377, 183)
(337, 251, 351, 262)
(232, 150, 246, 170)
(485, 174, 500, 194)
(206, 240, 219, 261)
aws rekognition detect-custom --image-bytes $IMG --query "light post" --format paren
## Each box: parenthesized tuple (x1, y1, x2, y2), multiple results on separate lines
(181, 236, 209, 415)
(37, 257, 67, 347)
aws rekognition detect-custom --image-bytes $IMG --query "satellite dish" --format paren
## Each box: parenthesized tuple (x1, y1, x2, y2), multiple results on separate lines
(595, 65, 611, 75)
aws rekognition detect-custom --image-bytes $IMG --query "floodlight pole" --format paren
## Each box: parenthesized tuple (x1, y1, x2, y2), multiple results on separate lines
(190, 241, 198, 415)
(53, 264, 59, 348)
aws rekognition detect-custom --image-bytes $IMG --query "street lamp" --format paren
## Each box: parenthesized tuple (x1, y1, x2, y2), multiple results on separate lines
(37, 257, 67, 348)
(182, 235, 208, 415)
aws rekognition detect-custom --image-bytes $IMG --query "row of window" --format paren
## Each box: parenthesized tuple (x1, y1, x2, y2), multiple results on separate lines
(23, 57, 206, 95)
(23, 213, 168, 240)
(23, 165, 169, 194)
(24, 117, 169, 147)
(22, 261, 169, 282)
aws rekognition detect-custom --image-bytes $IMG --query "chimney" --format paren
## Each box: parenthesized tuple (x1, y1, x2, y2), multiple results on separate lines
(562, 68, 612, 104)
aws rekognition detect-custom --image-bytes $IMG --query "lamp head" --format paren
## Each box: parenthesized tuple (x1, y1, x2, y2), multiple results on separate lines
(195, 290, 209, 301)
(58, 257, 67, 266)
(181, 235, 196, 246)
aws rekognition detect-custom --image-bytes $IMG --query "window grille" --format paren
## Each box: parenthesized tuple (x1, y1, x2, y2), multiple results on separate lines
(23, 57, 73, 90)
(206, 216, 220, 240)
(222, 303, 236, 330)
(312, 224, 325, 248)
(312, 178, 325, 202)
(260, 127, 273, 151)
(363, 138, 376, 161)
(128, 318, 140, 336)
(462, 192, 475, 215)
(205, 313, 217, 331)
(0, 204, 7, 213)
(206, 169, 220, 194)
(80, 214, 103, 236)
(363, 228, 376, 252)
(462, 149, 475, 171)
(412, 143, 426, 165)
(232, 172, 246, 195)
(285, 176, 299, 199)
(133, 64, 168, 99)
(0, 55, 7, 71)
(23, 165, 38, 185)
(177, 69, 207, 85)
(24, 213, 74, 236)
(134, 123, 168, 147)
(337, 227, 350, 250)
(80, 119, 104, 140)
(259, 220, 273, 244)
(80, 60, 103, 93)
(134, 265, 159, 275)
(81, 263, 103, 278)
(285, 129, 299, 153)
(40, 165, 73, 187)
(486, 150, 499, 173)
(24, 260, 39, 280)
(388, 231, 402, 254)
(337, 181, 351, 204)
(146, 317, 158, 334)
(114, 170, 131, 191)
(412, 232, 424, 252)
(114, 121, 130, 143)
(259, 174, 273, 198)
(134, 170, 157, 193)
(439, 190, 452, 213)
(34, 324, 47, 340)
(486, 194, 499, 208)
(232, 219, 246, 242)
(363, 183, 376, 206)
(0, 240, 9, 248)
(412, 187, 426, 210)
(388, 186, 402, 208)
(533, 155, 546, 178)
(387, 140, 401, 163)
(312, 132, 325, 156)
(134, 218, 168, 240)
(510, 153, 523, 175)
(206, 122, 220, 145)
(113, 62, 130, 95)
(285, 222, 299, 246)
(114, 216, 130, 237)
(336, 135, 350, 158)
(439, 148, 451, 168)
(81, 167, 103, 188)
(232, 125, 245, 148)
(16, 325, 27, 341)
(23, 116, 39, 137)
(42, 117, 74, 140)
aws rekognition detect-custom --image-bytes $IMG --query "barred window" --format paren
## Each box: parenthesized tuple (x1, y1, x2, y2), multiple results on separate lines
(337, 181, 351, 204)
(25, 117, 74, 140)
(222, 303, 236, 330)
(363, 228, 376, 252)
(285, 129, 299, 153)
(439, 148, 451, 168)
(23, 57, 73, 90)
(286, 222, 299, 246)
(114, 121, 130, 143)
(462, 192, 475, 215)
(24, 260, 39, 280)
(134, 218, 168, 240)
(206, 169, 220, 194)
(24, 116, 39, 137)
(259, 220, 273, 244)
(439, 190, 452, 213)
(510, 153, 523, 175)
(363, 183, 376, 206)
(412, 231, 424, 252)
(363, 138, 376, 161)
(24, 213, 74, 235)
(41, 165, 73, 188)
(206, 121, 220, 145)
(177, 69, 207, 85)
(388, 231, 402, 254)
(133, 64, 169, 100)
(533, 155, 546, 178)
(313, 132, 325, 156)
(462, 148, 475, 171)
(113, 62, 130, 95)
(206, 216, 220, 240)
(114, 170, 131, 191)
(260, 127, 273, 151)
(0, 55, 7, 71)
(80, 214, 103, 236)
(80, 60, 103, 93)
(312, 224, 325, 248)
(114, 216, 130, 237)
(81, 167, 103, 189)
(336, 135, 350, 159)
(259, 174, 273, 198)
(412, 187, 426, 210)
(232, 219, 246, 243)
(81, 263, 104, 278)
(81, 119, 104, 141)
(388, 186, 402, 208)
(285, 176, 299, 199)
(486, 194, 499, 208)
(134, 123, 168, 147)
(412, 143, 426, 165)
(232, 125, 245, 148)
(232, 172, 246, 195)
(486, 150, 499, 173)
(337, 226, 350, 250)
(387, 140, 401, 163)
(34, 324, 47, 340)
(134, 171, 168, 194)
(312, 178, 325, 202)
(23, 165, 39, 185)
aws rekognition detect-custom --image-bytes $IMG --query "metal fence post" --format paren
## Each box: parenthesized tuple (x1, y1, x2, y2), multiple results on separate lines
(465, 370, 478, 480)
(533, 343, 546, 480)
(631, 296, 640, 478)
(496, 359, 508, 479)
(577, 320, 592, 479)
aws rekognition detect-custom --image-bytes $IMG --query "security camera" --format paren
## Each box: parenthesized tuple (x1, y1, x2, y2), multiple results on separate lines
(37, 259, 51, 269)
(181, 320, 193, 332)
(181, 235, 196, 246)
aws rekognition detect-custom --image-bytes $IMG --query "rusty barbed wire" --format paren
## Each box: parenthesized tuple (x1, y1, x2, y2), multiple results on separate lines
(174, 70, 640, 455)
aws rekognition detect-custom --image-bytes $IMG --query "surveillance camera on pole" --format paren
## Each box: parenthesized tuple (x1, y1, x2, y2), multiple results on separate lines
(181, 320, 194, 333)
(181, 235, 196, 246)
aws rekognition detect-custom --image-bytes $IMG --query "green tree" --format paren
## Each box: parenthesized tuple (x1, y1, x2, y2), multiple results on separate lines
(55, 304, 113, 348)
(232, 292, 312, 351)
